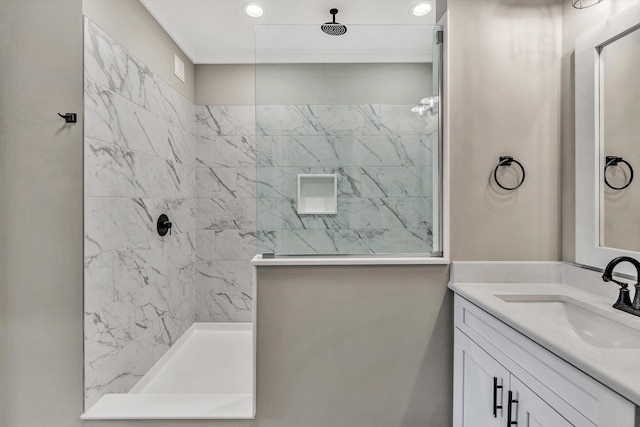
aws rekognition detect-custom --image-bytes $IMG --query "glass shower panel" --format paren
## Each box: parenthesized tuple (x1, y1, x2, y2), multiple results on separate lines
(255, 24, 441, 256)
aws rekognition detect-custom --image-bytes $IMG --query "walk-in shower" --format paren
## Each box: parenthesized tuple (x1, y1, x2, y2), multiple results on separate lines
(82, 11, 443, 420)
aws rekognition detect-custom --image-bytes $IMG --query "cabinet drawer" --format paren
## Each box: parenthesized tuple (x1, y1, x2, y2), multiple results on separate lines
(455, 294, 635, 426)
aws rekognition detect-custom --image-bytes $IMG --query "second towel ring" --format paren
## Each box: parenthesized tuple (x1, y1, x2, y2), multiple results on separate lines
(493, 156, 525, 191)
(604, 156, 634, 190)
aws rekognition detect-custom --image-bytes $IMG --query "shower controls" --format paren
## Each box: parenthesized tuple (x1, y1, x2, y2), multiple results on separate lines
(157, 214, 172, 236)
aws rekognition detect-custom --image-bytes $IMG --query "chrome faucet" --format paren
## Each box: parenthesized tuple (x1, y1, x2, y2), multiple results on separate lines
(602, 256, 640, 315)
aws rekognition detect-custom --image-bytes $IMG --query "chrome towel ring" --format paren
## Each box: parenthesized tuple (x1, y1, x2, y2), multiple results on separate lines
(604, 156, 634, 190)
(493, 156, 525, 191)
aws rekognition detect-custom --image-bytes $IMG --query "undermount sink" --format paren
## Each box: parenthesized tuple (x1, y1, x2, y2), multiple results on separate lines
(495, 294, 640, 349)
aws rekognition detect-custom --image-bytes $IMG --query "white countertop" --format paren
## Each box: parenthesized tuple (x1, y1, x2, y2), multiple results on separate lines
(450, 282, 640, 406)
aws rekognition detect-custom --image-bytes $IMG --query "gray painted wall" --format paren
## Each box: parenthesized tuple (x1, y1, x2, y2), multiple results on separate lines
(196, 64, 257, 106)
(448, 0, 562, 261)
(0, 1, 84, 426)
(196, 63, 433, 106)
(83, 0, 195, 102)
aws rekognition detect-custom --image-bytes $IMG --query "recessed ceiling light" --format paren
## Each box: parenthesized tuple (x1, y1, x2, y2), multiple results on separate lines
(411, 2, 432, 16)
(244, 3, 264, 18)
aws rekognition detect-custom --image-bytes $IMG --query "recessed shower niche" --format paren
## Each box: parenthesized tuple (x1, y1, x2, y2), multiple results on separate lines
(297, 174, 338, 215)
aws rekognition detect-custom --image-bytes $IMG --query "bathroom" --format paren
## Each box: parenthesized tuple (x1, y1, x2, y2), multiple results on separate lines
(1, 0, 640, 425)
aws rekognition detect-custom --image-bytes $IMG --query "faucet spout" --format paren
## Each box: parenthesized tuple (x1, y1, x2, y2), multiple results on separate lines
(602, 256, 640, 312)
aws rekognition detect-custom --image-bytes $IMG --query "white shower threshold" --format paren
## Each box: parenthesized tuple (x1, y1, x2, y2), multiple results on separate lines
(81, 323, 255, 420)
(251, 254, 450, 266)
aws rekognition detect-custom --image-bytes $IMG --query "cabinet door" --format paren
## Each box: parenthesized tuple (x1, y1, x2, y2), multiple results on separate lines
(454, 330, 510, 427)
(509, 376, 574, 427)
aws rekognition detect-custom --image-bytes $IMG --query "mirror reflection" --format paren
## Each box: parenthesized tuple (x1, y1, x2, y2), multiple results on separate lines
(600, 26, 640, 252)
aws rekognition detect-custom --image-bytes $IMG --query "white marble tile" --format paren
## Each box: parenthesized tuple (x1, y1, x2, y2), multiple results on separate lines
(195, 135, 216, 168)
(113, 239, 167, 304)
(195, 260, 252, 322)
(195, 230, 216, 264)
(380, 104, 438, 135)
(256, 198, 285, 231)
(85, 251, 114, 314)
(84, 79, 130, 147)
(256, 135, 283, 167)
(84, 198, 154, 256)
(127, 101, 168, 157)
(84, 19, 135, 102)
(85, 19, 194, 134)
(196, 198, 256, 231)
(134, 154, 194, 198)
(85, 138, 136, 198)
(346, 228, 432, 254)
(281, 135, 345, 167)
(214, 136, 256, 168)
(84, 17, 197, 408)
(214, 229, 257, 261)
(350, 135, 433, 167)
(163, 198, 196, 235)
(84, 316, 168, 407)
(378, 198, 432, 230)
(196, 105, 255, 137)
(256, 230, 280, 254)
(84, 301, 136, 366)
(166, 231, 196, 271)
(196, 167, 256, 199)
(360, 166, 430, 198)
(256, 167, 286, 199)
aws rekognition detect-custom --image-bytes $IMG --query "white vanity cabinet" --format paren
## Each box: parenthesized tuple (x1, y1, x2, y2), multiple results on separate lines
(453, 294, 638, 427)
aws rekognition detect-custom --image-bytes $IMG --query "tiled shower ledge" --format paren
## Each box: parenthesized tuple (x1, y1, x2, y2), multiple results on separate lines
(250, 254, 450, 266)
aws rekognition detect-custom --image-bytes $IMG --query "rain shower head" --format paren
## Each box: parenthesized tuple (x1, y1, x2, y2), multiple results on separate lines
(321, 9, 347, 36)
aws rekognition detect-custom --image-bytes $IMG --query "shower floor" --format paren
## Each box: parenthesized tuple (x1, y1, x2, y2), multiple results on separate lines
(81, 323, 255, 420)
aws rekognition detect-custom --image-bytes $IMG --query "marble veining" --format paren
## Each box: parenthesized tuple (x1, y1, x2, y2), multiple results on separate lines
(85, 13, 438, 404)
(84, 18, 195, 408)
(254, 102, 436, 256)
(195, 106, 257, 323)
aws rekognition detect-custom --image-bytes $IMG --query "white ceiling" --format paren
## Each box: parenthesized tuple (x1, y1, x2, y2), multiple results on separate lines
(140, 0, 437, 64)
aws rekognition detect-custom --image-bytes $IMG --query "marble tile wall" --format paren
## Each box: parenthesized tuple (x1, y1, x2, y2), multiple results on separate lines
(83, 19, 196, 407)
(195, 105, 256, 323)
(256, 104, 438, 255)
(192, 103, 436, 321)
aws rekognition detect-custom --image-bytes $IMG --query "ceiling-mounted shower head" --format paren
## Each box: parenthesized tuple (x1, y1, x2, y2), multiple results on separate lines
(321, 9, 347, 36)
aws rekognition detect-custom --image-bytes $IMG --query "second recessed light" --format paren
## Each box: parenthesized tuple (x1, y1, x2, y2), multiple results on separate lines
(411, 2, 432, 16)
(244, 3, 264, 18)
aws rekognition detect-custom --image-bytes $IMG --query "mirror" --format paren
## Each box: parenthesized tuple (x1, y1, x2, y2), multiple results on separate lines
(600, 27, 640, 252)
(575, 3, 640, 273)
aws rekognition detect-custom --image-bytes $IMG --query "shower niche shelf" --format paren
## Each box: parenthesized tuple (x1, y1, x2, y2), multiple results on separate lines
(297, 174, 337, 215)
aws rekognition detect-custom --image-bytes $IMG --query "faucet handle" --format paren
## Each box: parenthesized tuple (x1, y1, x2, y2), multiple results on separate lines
(610, 278, 629, 289)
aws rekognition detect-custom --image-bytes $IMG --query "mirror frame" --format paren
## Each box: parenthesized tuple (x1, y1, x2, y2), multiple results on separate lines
(575, 3, 640, 275)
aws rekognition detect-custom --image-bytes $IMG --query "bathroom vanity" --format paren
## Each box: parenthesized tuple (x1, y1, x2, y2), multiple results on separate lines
(451, 279, 640, 427)
(451, 3, 640, 426)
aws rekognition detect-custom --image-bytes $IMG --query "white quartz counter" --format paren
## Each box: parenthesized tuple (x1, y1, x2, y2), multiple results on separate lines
(449, 282, 640, 406)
